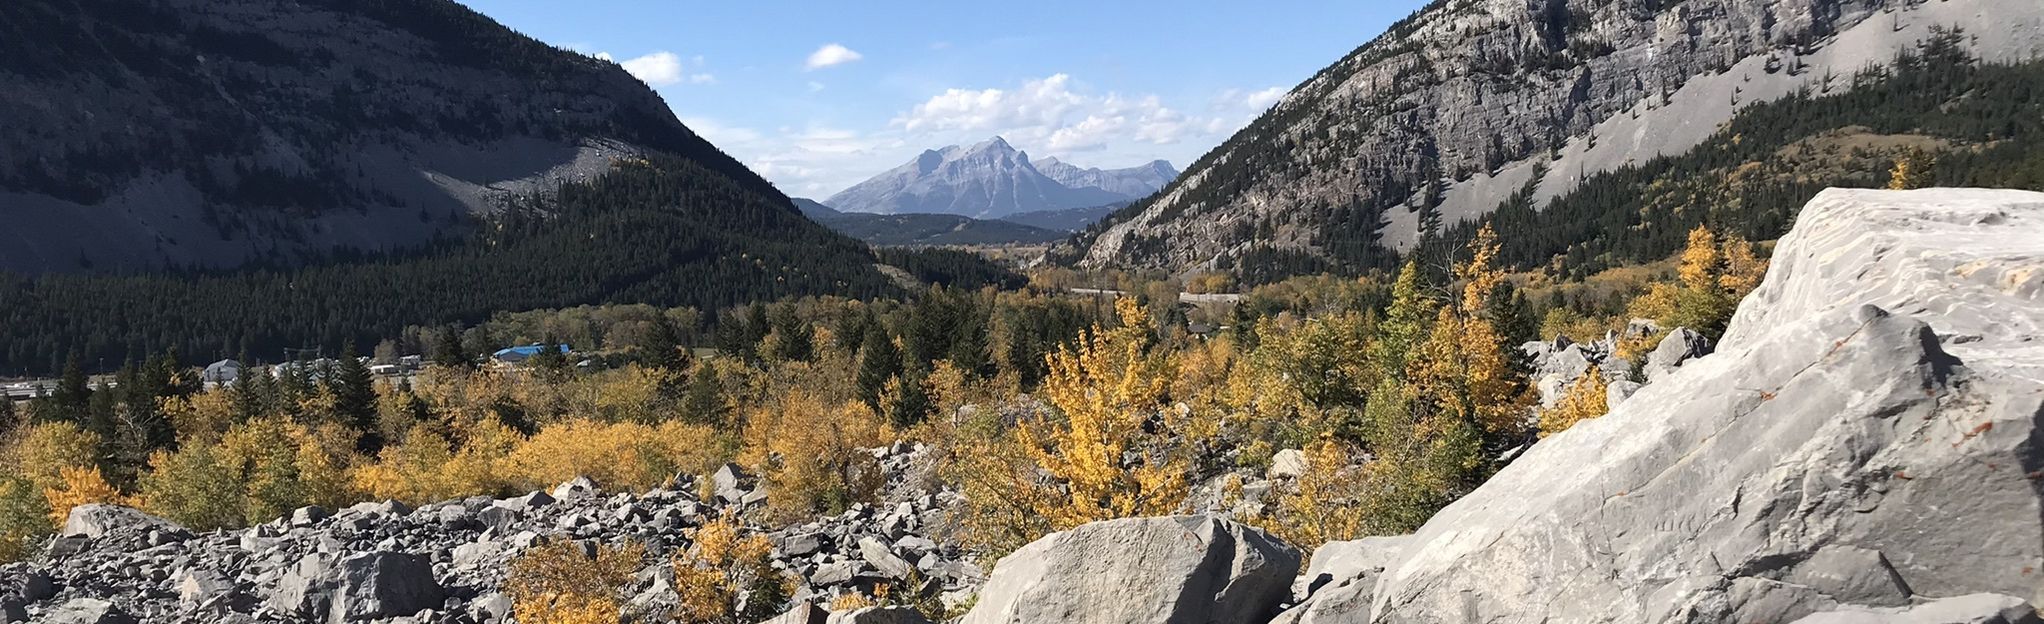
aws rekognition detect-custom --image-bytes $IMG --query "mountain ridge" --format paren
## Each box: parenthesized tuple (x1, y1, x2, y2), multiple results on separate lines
(0, 0, 782, 274)
(823, 137, 1173, 218)
(1057, 0, 2044, 275)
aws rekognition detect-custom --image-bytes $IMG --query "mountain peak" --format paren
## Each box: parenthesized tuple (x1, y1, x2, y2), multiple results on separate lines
(823, 139, 1175, 219)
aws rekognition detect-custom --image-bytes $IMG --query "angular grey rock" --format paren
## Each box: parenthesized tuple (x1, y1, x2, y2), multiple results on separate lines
(1267, 449, 1307, 480)
(1289, 535, 1409, 603)
(712, 463, 752, 505)
(1273, 536, 1411, 624)
(826, 606, 932, 624)
(1643, 327, 1710, 380)
(328, 551, 443, 622)
(494, 491, 553, 512)
(1604, 379, 1642, 411)
(811, 561, 857, 587)
(1362, 189, 2044, 624)
(477, 506, 518, 533)
(551, 476, 597, 500)
(1790, 593, 2041, 624)
(782, 532, 825, 558)
(857, 537, 916, 581)
(961, 515, 1300, 624)
(468, 593, 512, 622)
(29, 599, 134, 624)
(763, 602, 828, 624)
(177, 567, 235, 608)
(60, 505, 184, 540)
(291, 505, 330, 527)
(341, 499, 410, 517)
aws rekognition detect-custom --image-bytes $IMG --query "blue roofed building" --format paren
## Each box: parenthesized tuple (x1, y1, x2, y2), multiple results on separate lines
(492, 343, 569, 366)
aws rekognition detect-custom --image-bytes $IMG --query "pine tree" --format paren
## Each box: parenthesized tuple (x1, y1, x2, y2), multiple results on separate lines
(46, 354, 91, 425)
(0, 396, 16, 437)
(330, 344, 381, 454)
(885, 371, 932, 429)
(855, 324, 902, 412)
(528, 337, 571, 379)
(433, 323, 469, 369)
(642, 314, 690, 371)
(766, 305, 813, 363)
(681, 363, 729, 427)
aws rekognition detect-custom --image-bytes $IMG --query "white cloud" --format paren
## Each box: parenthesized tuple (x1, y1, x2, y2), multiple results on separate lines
(805, 43, 864, 71)
(675, 78, 1279, 199)
(894, 74, 1086, 134)
(892, 75, 1204, 153)
(621, 52, 684, 85)
(1241, 86, 1287, 110)
(808, 81, 826, 93)
(613, 51, 715, 87)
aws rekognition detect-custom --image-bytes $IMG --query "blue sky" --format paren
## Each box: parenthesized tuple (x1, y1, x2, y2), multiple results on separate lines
(461, 0, 1430, 199)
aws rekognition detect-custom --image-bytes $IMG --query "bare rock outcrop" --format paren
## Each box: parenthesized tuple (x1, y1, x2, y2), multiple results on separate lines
(1359, 188, 2044, 623)
(961, 515, 1300, 624)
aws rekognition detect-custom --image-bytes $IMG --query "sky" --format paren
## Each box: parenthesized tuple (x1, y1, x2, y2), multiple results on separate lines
(460, 1, 1430, 199)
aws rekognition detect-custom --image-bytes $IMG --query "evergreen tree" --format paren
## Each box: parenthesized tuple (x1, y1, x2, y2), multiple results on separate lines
(433, 323, 469, 369)
(885, 371, 932, 429)
(855, 324, 902, 412)
(528, 337, 571, 379)
(0, 396, 15, 436)
(681, 363, 728, 427)
(642, 313, 690, 371)
(947, 298, 993, 378)
(46, 353, 91, 425)
(766, 305, 813, 363)
(329, 343, 381, 454)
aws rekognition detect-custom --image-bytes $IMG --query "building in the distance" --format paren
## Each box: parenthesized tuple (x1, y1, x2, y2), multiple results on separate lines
(492, 344, 569, 367)
(202, 359, 243, 388)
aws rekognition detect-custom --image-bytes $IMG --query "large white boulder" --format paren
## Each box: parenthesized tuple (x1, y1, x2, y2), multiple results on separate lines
(961, 515, 1300, 624)
(1363, 189, 2044, 623)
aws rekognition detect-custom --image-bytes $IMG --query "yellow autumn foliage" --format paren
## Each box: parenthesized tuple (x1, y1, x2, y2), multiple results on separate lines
(739, 388, 888, 522)
(506, 540, 643, 624)
(1016, 298, 1187, 529)
(44, 465, 125, 525)
(1540, 366, 1611, 437)
(672, 517, 784, 624)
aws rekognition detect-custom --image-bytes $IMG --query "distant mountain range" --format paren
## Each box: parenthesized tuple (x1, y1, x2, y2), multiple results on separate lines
(795, 197, 1069, 247)
(822, 137, 1176, 219)
(1002, 201, 1132, 233)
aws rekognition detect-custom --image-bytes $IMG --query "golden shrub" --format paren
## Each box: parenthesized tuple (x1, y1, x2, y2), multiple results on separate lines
(739, 389, 887, 521)
(673, 517, 785, 624)
(506, 540, 643, 624)
(1540, 366, 1611, 437)
(507, 419, 720, 494)
(5, 421, 101, 488)
(43, 465, 125, 525)
(828, 592, 878, 612)
(1013, 298, 1187, 530)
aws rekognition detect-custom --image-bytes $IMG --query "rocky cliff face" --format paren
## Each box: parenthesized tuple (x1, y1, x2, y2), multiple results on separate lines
(0, 0, 768, 274)
(822, 137, 1171, 219)
(1061, 0, 2044, 274)
(1031, 158, 1179, 200)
